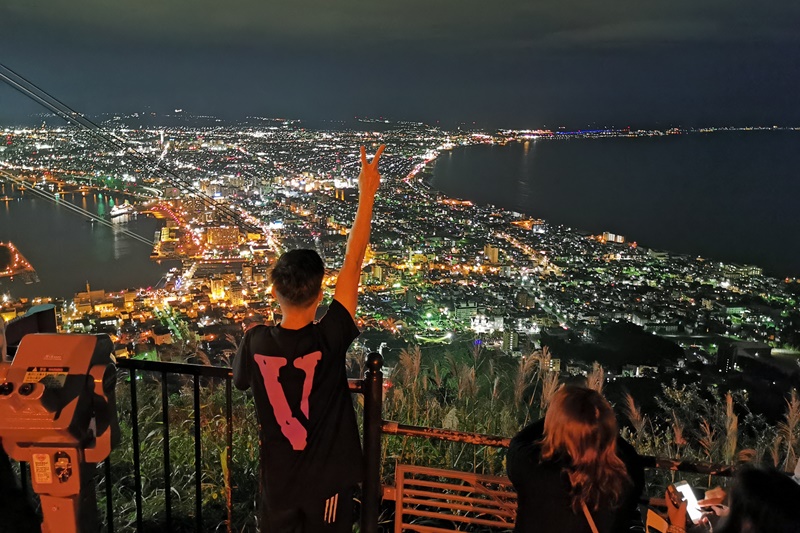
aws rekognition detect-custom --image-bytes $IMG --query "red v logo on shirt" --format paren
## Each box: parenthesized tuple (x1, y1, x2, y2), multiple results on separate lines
(255, 351, 322, 451)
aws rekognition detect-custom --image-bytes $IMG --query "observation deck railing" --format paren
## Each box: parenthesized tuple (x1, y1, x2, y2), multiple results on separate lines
(11, 353, 735, 533)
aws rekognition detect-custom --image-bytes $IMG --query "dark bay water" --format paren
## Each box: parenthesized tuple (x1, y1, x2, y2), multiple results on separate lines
(431, 131, 800, 278)
(0, 182, 167, 299)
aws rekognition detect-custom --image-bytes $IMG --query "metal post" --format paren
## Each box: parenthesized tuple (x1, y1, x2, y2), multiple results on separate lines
(225, 376, 233, 533)
(161, 372, 172, 530)
(361, 352, 383, 533)
(130, 369, 143, 532)
(104, 459, 114, 533)
(20, 461, 30, 498)
(193, 375, 203, 532)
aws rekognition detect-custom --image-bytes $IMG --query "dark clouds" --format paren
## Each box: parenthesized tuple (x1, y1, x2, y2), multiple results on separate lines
(5, 1, 800, 49)
(1, 1, 799, 127)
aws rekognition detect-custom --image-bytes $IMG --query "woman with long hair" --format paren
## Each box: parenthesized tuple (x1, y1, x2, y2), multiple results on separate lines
(507, 385, 644, 533)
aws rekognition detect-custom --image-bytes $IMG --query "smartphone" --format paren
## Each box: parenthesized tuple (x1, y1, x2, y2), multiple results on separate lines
(673, 481, 703, 524)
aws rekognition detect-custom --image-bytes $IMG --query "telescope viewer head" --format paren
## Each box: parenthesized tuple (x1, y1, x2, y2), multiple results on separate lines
(0, 334, 118, 458)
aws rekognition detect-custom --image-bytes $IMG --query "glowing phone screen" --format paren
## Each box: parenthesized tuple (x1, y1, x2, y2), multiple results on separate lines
(674, 481, 703, 523)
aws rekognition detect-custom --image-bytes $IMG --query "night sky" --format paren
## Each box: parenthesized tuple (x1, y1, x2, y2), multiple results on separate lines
(1, 1, 800, 128)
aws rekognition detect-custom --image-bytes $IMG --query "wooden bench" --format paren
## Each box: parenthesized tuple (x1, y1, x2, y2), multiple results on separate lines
(385, 464, 659, 532)
(387, 464, 517, 532)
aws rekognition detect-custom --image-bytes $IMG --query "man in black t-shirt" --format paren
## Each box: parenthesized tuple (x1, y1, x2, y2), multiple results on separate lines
(234, 145, 385, 532)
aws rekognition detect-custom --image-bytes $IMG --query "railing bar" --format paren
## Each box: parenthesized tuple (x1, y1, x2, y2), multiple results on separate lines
(104, 458, 114, 533)
(388, 425, 734, 477)
(193, 375, 202, 532)
(383, 421, 511, 448)
(650, 458, 735, 476)
(347, 379, 363, 393)
(117, 358, 231, 378)
(130, 369, 143, 532)
(19, 462, 29, 499)
(116, 359, 363, 387)
(162, 371, 172, 531)
(225, 377, 233, 533)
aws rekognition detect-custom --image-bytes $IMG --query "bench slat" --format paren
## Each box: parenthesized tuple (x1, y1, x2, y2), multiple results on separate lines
(395, 465, 518, 532)
(402, 478, 516, 499)
(402, 496, 516, 518)
(399, 508, 515, 528)
(403, 488, 516, 507)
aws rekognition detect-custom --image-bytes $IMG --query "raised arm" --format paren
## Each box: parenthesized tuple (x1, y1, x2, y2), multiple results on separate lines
(333, 144, 385, 318)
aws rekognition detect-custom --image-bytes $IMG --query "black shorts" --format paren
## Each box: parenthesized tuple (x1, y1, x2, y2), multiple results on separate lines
(262, 486, 355, 533)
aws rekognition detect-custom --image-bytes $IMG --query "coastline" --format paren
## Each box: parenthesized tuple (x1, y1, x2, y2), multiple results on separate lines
(413, 135, 800, 278)
(0, 186, 169, 300)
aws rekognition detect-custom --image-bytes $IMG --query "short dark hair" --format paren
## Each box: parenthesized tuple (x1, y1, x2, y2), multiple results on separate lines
(270, 249, 325, 307)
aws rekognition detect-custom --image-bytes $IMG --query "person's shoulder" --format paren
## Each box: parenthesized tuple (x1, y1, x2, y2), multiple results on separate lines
(507, 419, 549, 484)
(242, 324, 275, 344)
(510, 419, 545, 451)
(246, 323, 272, 335)
(615, 434, 639, 458)
(326, 298, 349, 315)
(516, 419, 545, 439)
(615, 434, 645, 487)
(321, 298, 357, 325)
(529, 418, 545, 435)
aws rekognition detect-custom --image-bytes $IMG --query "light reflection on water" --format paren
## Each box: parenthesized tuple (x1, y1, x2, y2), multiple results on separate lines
(0, 181, 169, 299)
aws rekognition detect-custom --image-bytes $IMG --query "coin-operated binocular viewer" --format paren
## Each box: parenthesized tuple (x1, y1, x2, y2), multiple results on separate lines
(0, 334, 119, 533)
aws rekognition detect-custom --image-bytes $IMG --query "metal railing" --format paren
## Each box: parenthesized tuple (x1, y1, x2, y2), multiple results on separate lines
(380, 419, 737, 478)
(108, 353, 385, 533)
(113, 358, 234, 533)
(11, 351, 736, 532)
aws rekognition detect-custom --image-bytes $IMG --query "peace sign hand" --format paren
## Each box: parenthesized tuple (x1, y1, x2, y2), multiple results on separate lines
(358, 144, 385, 197)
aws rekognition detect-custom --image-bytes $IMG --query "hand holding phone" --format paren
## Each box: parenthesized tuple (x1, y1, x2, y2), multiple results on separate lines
(673, 481, 704, 524)
(665, 486, 688, 528)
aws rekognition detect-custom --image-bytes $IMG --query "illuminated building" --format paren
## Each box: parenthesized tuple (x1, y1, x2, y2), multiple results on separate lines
(723, 264, 763, 279)
(206, 227, 240, 247)
(242, 264, 254, 283)
(510, 219, 546, 233)
(454, 302, 478, 320)
(74, 287, 107, 315)
(210, 278, 226, 301)
(371, 264, 385, 283)
(229, 282, 245, 306)
(334, 188, 357, 202)
(484, 244, 499, 264)
(502, 330, 519, 352)
(516, 290, 535, 308)
(160, 226, 179, 242)
(602, 232, 625, 244)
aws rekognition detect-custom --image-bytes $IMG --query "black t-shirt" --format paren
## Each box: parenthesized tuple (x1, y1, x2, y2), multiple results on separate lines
(233, 299, 363, 507)
(507, 419, 645, 533)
